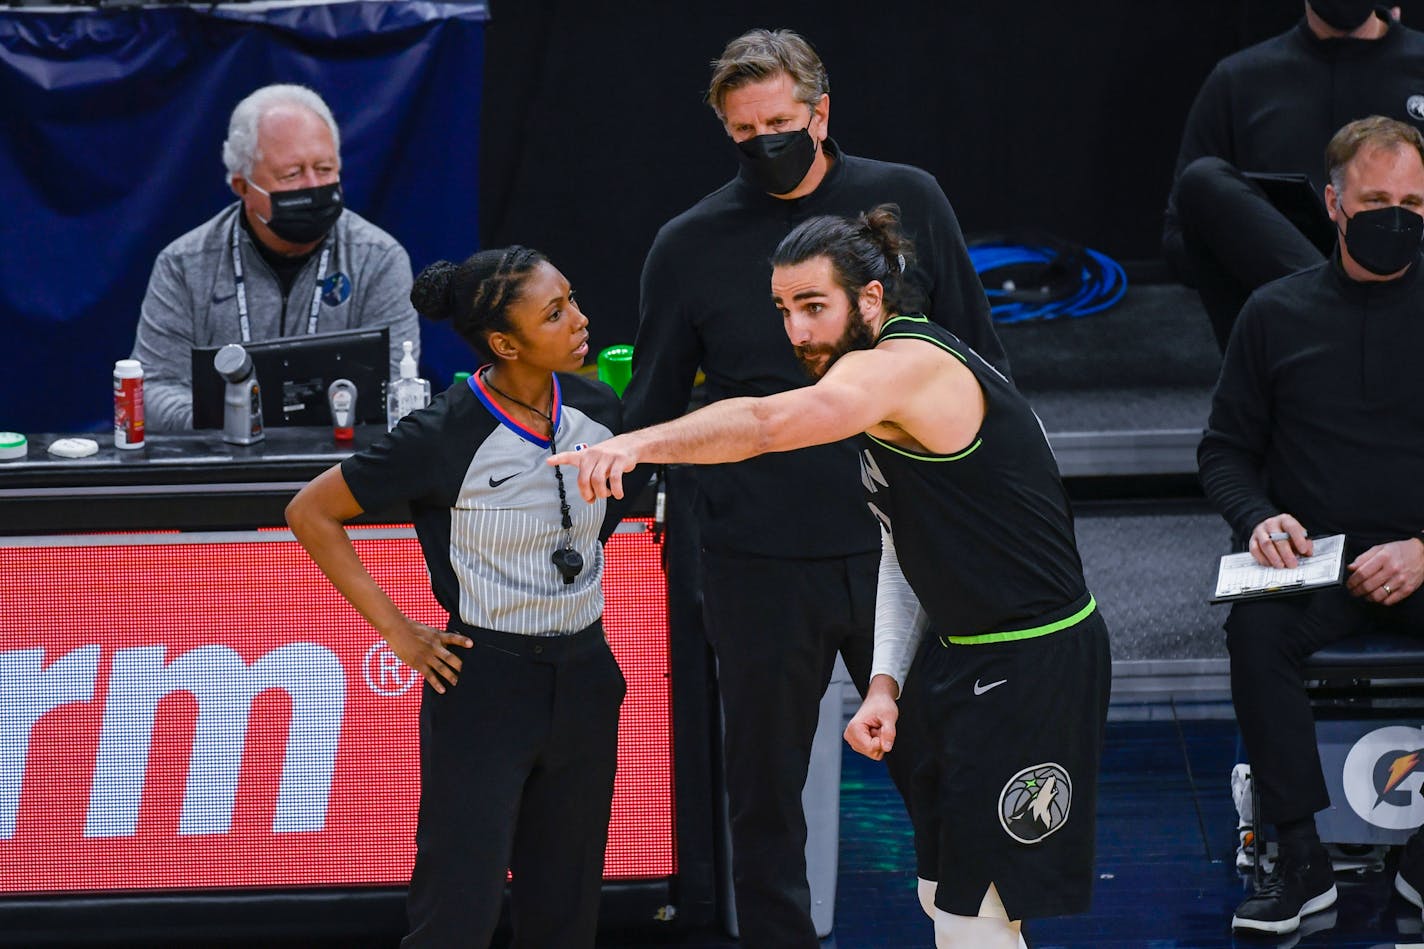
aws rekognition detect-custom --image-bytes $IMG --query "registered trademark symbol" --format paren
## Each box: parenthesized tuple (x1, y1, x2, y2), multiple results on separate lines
(363, 641, 419, 697)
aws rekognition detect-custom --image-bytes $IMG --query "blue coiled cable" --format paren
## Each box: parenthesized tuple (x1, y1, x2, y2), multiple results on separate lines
(967, 240, 1128, 324)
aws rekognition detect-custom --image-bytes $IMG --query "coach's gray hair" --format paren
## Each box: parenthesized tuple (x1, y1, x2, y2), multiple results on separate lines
(221, 84, 341, 183)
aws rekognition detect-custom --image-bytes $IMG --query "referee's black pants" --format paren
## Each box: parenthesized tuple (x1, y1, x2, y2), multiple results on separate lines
(1227, 583, 1424, 827)
(701, 550, 923, 949)
(401, 620, 626, 949)
(1168, 156, 1325, 352)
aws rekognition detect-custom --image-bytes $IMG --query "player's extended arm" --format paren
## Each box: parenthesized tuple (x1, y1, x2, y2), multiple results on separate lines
(549, 349, 895, 502)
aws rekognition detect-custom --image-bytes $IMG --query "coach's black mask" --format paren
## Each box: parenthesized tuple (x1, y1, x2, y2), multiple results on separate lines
(734, 127, 818, 196)
(1339, 204, 1424, 276)
(1308, 0, 1379, 31)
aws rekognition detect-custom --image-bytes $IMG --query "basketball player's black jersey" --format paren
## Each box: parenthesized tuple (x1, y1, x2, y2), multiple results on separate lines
(859, 315, 1087, 640)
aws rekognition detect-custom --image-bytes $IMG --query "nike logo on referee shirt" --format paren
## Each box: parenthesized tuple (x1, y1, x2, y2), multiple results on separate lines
(489, 473, 518, 487)
(973, 678, 1008, 696)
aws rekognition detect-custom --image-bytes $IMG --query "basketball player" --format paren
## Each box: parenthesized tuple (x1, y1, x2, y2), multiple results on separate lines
(549, 205, 1111, 948)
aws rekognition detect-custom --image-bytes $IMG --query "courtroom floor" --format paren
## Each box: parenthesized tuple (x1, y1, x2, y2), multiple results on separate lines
(599, 713, 1424, 949)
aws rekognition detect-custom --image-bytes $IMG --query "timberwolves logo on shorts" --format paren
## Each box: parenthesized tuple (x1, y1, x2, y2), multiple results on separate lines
(998, 762, 1072, 844)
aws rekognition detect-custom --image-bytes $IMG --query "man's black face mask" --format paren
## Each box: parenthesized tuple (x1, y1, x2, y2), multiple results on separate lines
(1309, 0, 1379, 32)
(1339, 203, 1424, 276)
(733, 126, 818, 195)
(252, 181, 344, 244)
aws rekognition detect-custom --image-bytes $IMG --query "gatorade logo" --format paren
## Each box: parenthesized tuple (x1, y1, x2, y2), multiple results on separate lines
(1342, 725, 1424, 831)
(0, 642, 345, 840)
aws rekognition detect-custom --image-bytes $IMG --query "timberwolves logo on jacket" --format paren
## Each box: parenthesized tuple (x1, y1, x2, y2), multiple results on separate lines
(999, 762, 1072, 844)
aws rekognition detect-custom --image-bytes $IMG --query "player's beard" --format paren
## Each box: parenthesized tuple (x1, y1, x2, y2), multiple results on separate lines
(794, 306, 876, 379)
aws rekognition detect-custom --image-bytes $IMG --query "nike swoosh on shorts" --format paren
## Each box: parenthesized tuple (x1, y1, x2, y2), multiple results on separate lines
(973, 678, 1008, 696)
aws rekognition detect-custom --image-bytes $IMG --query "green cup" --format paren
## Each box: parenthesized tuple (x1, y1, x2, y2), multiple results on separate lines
(597, 344, 634, 397)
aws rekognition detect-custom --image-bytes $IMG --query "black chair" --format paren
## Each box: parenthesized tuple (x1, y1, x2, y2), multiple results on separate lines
(1248, 630, 1424, 878)
(1305, 630, 1424, 687)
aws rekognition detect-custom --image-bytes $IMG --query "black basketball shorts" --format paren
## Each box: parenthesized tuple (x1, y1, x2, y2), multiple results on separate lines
(901, 603, 1111, 920)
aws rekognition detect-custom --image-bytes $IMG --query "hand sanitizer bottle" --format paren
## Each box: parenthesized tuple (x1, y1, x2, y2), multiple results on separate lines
(387, 340, 431, 431)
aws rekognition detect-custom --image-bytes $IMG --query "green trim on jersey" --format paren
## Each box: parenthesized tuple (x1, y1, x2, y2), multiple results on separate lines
(881, 314, 932, 328)
(939, 595, 1097, 646)
(879, 314, 969, 363)
(867, 432, 982, 461)
(879, 331, 969, 362)
(868, 314, 980, 462)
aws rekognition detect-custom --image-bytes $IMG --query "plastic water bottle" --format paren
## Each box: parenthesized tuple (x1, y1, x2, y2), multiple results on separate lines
(387, 340, 430, 430)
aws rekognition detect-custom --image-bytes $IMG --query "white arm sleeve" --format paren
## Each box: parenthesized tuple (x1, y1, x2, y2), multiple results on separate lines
(871, 528, 929, 695)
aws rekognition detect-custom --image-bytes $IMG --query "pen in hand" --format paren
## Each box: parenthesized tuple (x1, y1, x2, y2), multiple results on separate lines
(1258, 526, 1312, 570)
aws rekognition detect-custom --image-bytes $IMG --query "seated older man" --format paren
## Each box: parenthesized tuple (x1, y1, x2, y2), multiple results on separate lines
(131, 83, 419, 431)
(1200, 115, 1424, 937)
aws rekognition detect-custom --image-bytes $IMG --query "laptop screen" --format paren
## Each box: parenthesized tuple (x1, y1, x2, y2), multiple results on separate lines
(191, 327, 390, 429)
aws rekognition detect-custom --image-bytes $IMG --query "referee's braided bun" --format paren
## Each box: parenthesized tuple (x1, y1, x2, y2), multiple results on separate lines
(410, 259, 460, 322)
(409, 246, 549, 360)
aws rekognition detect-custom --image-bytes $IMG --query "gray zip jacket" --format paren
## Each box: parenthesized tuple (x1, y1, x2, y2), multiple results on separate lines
(131, 201, 420, 431)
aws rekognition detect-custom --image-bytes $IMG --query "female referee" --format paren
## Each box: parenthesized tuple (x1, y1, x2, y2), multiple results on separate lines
(286, 246, 625, 948)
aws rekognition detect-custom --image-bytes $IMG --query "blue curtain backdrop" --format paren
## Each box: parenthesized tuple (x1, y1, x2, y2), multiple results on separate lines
(0, 1, 487, 434)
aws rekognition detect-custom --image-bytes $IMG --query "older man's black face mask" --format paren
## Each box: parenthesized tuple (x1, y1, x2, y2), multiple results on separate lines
(1338, 203, 1424, 275)
(1308, 0, 1379, 31)
(250, 180, 344, 244)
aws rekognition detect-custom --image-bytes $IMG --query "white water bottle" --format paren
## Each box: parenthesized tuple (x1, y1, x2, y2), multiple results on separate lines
(387, 340, 430, 430)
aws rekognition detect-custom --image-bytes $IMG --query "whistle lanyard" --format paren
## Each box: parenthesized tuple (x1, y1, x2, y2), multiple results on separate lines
(230, 216, 331, 343)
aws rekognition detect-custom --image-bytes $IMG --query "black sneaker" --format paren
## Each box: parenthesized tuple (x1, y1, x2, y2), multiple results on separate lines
(1396, 830, 1424, 910)
(1231, 844, 1338, 935)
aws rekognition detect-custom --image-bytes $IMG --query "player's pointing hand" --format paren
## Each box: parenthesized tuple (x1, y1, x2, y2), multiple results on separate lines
(548, 435, 642, 502)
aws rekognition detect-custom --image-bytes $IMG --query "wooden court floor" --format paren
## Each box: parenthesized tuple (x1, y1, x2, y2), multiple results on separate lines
(601, 714, 1424, 949)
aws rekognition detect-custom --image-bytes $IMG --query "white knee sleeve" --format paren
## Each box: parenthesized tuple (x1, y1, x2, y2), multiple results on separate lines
(931, 886, 1022, 949)
(932, 909, 1021, 949)
(917, 877, 937, 919)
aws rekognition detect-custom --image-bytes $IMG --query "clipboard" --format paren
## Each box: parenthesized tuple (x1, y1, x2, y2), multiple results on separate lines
(1244, 172, 1337, 256)
(1210, 533, 1347, 604)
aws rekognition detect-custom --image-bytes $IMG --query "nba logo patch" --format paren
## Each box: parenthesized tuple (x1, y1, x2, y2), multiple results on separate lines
(998, 762, 1072, 844)
(322, 272, 352, 307)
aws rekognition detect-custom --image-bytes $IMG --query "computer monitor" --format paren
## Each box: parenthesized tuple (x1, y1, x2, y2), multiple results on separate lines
(1243, 172, 1336, 257)
(191, 327, 390, 429)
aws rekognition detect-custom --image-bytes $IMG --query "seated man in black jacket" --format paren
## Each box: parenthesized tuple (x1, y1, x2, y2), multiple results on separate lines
(1164, 1, 1424, 351)
(1199, 115, 1424, 936)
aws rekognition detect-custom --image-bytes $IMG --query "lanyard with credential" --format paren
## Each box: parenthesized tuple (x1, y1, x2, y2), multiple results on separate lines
(230, 216, 332, 343)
